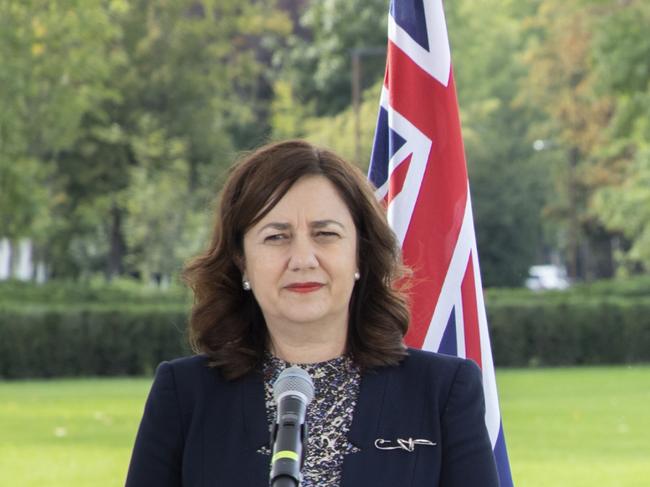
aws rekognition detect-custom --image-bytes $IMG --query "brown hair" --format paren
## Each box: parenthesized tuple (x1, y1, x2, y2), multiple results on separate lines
(183, 140, 410, 379)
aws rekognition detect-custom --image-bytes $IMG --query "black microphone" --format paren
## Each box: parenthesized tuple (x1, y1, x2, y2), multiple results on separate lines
(270, 366, 314, 487)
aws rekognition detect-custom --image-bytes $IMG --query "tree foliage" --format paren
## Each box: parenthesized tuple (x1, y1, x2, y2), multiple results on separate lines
(514, 0, 650, 276)
(0, 0, 117, 240)
(590, 0, 650, 272)
(275, 0, 388, 115)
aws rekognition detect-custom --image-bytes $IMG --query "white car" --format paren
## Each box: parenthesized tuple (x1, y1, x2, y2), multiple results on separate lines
(525, 265, 570, 291)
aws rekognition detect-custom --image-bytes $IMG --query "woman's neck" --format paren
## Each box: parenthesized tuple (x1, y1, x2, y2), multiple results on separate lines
(266, 324, 347, 364)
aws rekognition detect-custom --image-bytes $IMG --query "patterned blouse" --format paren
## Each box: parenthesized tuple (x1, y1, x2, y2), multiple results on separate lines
(261, 353, 361, 487)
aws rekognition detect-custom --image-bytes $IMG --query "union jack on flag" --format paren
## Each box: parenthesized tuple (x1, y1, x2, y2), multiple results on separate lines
(369, 1, 514, 485)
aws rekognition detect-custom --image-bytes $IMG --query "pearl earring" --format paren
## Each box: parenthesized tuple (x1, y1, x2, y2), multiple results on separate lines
(242, 279, 251, 291)
(354, 271, 361, 281)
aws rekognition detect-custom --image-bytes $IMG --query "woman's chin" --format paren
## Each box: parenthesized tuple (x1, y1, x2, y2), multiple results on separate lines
(279, 310, 328, 326)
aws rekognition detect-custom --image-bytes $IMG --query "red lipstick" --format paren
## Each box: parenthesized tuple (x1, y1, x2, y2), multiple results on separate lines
(285, 282, 323, 293)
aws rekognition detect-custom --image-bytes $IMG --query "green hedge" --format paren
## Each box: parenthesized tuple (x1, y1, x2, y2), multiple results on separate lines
(0, 279, 190, 305)
(0, 304, 190, 379)
(2, 283, 650, 378)
(487, 297, 650, 367)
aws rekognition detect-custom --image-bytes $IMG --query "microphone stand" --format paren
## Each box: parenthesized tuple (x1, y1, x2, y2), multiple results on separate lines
(269, 417, 306, 487)
(271, 477, 298, 487)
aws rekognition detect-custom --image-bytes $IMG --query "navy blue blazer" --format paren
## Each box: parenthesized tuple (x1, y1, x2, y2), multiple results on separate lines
(125, 349, 499, 486)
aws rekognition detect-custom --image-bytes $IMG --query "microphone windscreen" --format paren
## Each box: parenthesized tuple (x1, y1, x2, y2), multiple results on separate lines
(273, 366, 315, 404)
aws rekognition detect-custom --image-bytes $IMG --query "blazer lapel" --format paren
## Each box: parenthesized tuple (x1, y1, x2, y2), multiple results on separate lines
(239, 370, 272, 485)
(241, 370, 270, 450)
(341, 368, 389, 487)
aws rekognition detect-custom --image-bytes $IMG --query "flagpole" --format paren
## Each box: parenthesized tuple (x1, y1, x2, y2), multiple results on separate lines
(350, 47, 385, 164)
(352, 50, 361, 164)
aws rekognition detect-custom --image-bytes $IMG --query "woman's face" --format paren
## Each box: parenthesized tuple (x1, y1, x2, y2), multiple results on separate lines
(242, 175, 358, 333)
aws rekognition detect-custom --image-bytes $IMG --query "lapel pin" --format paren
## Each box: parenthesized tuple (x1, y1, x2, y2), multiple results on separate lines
(374, 438, 437, 452)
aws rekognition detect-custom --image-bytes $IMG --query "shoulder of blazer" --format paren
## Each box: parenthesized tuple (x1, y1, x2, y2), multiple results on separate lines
(158, 354, 263, 410)
(155, 355, 225, 418)
(164, 353, 213, 380)
(162, 354, 215, 390)
(402, 347, 469, 367)
(399, 347, 478, 383)
(382, 348, 482, 409)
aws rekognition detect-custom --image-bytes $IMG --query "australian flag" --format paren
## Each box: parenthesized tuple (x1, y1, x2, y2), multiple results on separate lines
(369, 1, 514, 485)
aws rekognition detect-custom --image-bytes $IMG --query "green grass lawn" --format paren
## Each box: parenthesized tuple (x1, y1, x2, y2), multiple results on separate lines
(499, 366, 650, 487)
(1, 366, 649, 486)
(0, 378, 148, 486)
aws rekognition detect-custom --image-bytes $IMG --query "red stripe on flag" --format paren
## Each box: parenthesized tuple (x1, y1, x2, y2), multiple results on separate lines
(386, 154, 412, 205)
(385, 41, 469, 348)
(461, 252, 482, 369)
(387, 43, 442, 140)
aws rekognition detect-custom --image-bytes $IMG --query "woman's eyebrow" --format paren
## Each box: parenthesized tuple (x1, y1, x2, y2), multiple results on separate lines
(256, 220, 346, 236)
(256, 222, 291, 235)
(311, 219, 345, 230)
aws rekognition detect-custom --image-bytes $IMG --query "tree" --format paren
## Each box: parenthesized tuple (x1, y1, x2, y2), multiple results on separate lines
(0, 0, 118, 276)
(590, 0, 650, 273)
(270, 79, 382, 168)
(516, 0, 619, 280)
(276, 0, 388, 116)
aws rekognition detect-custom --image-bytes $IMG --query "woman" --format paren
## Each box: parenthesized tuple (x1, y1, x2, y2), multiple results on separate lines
(125, 140, 499, 487)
